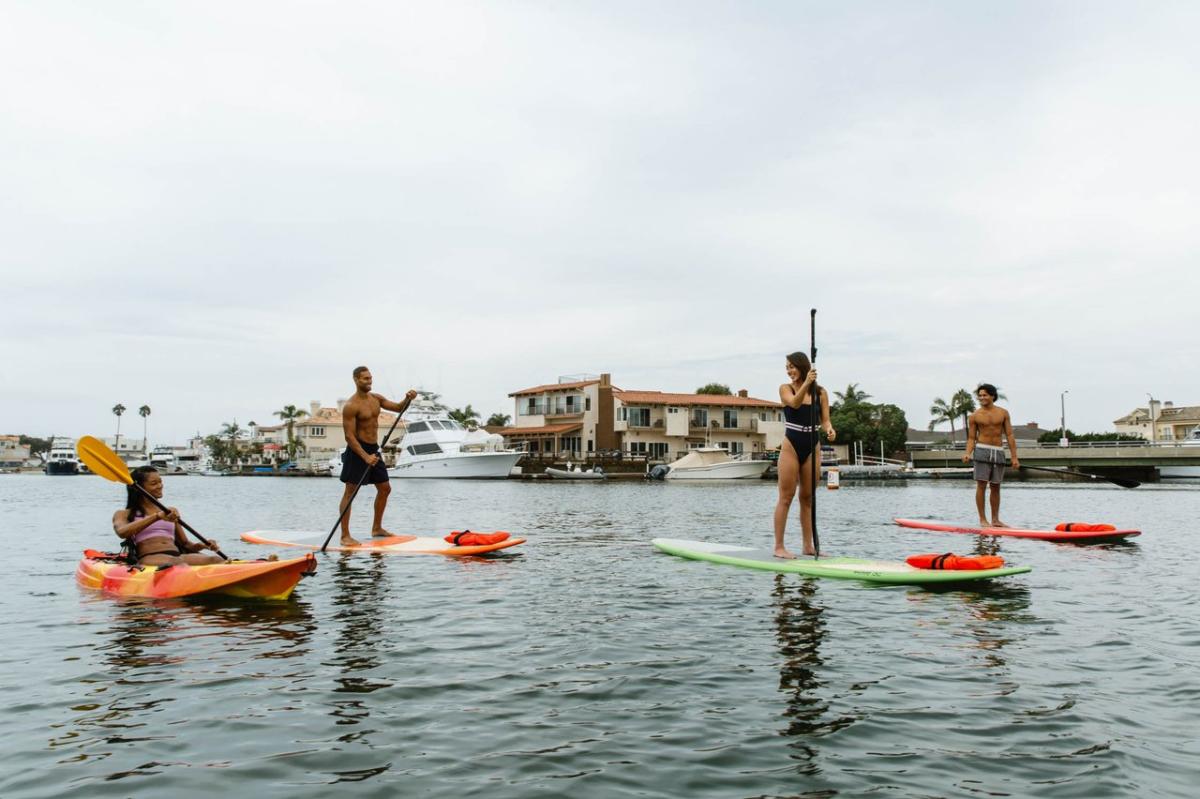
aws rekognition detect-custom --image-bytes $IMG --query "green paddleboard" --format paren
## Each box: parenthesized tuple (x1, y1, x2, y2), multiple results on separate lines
(652, 538, 1032, 585)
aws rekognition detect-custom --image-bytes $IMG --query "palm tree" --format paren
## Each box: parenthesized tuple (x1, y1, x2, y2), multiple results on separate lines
(274, 404, 309, 462)
(449, 404, 481, 425)
(928, 397, 956, 440)
(138, 405, 151, 455)
(486, 412, 511, 427)
(951, 389, 975, 433)
(112, 403, 126, 452)
(220, 420, 243, 466)
(835, 383, 872, 406)
(417, 390, 449, 413)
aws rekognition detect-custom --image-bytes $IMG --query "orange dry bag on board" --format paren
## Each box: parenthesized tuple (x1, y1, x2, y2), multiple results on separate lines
(444, 530, 510, 546)
(906, 553, 1005, 571)
(1054, 522, 1117, 532)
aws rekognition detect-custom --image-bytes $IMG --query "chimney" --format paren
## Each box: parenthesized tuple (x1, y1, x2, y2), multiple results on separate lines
(310, 400, 321, 417)
(737, 389, 748, 398)
(596, 373, 616, 451)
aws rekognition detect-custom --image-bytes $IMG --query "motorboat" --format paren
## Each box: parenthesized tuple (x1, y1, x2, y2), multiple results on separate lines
(545, 462, 606, 480)
(652, 447, 770, 480)
(45, 437, 80, 475)
(387, 399, 523, 479)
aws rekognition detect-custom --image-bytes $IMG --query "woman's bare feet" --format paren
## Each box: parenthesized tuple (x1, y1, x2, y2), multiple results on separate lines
(370, 528, 393, 538)
(990, 519, 1010, 528)
(340, 535, 362, 547)
(774, 547, 798, 560)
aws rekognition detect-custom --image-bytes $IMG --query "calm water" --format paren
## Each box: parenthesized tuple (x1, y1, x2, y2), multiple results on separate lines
(1, 474, 1197, 798)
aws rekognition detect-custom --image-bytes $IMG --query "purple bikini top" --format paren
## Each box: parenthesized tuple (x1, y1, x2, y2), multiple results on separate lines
(132, 512, 176, 545)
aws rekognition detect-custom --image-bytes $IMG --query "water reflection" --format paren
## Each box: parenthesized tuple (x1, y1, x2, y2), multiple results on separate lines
(50, 596, 316, 766)
(771, 575, 856, 775)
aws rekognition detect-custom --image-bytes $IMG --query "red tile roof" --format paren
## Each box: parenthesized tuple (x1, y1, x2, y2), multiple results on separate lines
(616, 390, 777, 408)
(509, 380, 602, 397)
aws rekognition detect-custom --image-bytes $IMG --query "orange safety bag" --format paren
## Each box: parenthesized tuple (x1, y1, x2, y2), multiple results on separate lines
(444, 530, 510, 546)
(906, 552, 1005, 571)
(1054, 522, 1117, 532)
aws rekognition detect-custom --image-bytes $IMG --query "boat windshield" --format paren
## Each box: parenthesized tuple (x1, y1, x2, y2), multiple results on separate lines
(408, 421, 430, 433)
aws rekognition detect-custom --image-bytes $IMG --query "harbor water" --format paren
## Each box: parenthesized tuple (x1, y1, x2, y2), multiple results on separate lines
(1, 474, 1197, 798)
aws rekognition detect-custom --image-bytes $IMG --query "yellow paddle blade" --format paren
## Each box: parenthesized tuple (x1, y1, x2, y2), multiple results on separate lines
(77, 435, 133, 485)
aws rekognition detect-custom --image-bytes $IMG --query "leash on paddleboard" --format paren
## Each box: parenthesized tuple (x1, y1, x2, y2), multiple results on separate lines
(810, 308, 820, 560)
(320, 403, 409, 553)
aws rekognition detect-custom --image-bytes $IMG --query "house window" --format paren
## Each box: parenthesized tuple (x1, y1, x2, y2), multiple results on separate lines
(628, 441, 648, 455)
(585, 397, 591, 411)
(310, 427, 325, 437)
(649, 442, 669, 459)
(618, 406, 627, 421)
(691, 409, 708, 427)
(723, 410, 738, 429)
(728, 441, 744, 455)
(629, 408, 650, 427)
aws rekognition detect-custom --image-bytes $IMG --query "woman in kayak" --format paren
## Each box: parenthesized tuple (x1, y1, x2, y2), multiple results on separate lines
(112, 466, 223, 565)
(774, 352, 835, 559)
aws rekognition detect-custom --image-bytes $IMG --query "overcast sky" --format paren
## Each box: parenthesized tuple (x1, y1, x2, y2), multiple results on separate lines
(2, 1, 1197, 444)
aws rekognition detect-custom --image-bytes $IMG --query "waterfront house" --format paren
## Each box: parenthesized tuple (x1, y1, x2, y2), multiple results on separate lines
(498, 373, 784, 461)
(0, 435, 31, 469)
(1115, 401, 1200, 442)
(289, 400, 403, 469)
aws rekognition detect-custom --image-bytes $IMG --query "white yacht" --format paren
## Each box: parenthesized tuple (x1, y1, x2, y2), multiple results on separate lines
(655, 447, 771, 480)
(45, 437, 81, 475)
(387, 400, 523, 479)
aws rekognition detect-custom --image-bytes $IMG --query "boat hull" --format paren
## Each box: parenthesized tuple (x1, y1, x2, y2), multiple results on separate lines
(388, 451, 523, 479)
(664, 461, 770, 480)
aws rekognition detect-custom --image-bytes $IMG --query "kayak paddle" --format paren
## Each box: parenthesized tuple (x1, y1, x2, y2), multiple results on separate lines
(320, 407, 407, 553)
(77, 435, 229, 560)
(810, 307, 820, 560)
(1020, 465, 1140, 489)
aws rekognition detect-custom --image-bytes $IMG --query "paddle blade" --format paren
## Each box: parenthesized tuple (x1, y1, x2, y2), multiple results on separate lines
(77, 435, 133, 485)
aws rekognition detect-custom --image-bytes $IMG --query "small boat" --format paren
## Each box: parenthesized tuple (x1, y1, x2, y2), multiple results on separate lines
(76, 551, 316, 600)
(545, 463, 606, 480)
(652, 447, 770, 480)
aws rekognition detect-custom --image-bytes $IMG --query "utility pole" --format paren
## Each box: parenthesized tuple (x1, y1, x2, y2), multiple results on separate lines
(1059, 390, 1069, 447)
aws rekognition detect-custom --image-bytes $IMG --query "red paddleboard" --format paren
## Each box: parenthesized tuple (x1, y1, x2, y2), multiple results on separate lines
(893, 518, 1140, 544)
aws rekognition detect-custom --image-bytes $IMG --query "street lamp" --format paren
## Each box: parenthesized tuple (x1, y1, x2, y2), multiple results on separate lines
(1147, 393, 1156, 445)
(1059, 390, 1070, 447)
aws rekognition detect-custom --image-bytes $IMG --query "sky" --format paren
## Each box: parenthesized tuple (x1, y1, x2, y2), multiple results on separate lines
(2, 1, 1197, 444)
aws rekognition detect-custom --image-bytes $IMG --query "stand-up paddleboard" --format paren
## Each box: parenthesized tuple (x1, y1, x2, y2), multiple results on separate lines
(893, 518, 1141, 544)
(241, 530, 525, 556)
(652, 538, 1030, 585)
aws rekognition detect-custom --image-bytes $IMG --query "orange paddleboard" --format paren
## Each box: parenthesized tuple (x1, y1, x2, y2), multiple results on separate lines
(240, 530, 525, 556)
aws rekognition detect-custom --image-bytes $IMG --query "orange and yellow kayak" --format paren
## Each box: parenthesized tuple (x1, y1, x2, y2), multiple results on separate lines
(76, 550, 317, 600)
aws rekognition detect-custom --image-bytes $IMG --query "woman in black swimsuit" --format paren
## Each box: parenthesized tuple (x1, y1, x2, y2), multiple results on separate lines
(774, 352, 835, 558)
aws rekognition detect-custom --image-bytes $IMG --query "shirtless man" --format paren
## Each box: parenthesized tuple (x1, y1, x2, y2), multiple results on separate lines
(962, 383, 1020, 528)
(339, 366, 417, 545)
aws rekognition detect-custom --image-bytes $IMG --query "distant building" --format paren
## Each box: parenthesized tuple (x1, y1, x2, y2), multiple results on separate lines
(0, 435, 30, 468)
(1115, 401, 1200, 442)
(906, 422, 1049, 450)
(286, 400, 402, 468)
(498, 373, 783, 460)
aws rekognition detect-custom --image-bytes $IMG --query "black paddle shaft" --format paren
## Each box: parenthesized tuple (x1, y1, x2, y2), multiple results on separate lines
(320, 406, 408, 553)
(810, 308, 820, 559)
(134, 484, 229, 560)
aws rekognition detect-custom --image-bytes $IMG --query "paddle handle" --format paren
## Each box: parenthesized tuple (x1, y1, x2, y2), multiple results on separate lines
(320, 403, 408, 553)
(134, 484, 229, 560)
(810, 307, 820, 559)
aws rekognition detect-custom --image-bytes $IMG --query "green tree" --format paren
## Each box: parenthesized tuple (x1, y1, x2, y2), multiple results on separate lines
(449, 404, 481, 425)
(830, 396, 909, 459)
(951, 389, 975, 433)
(219, 421, 244, 466)
(274, 404, 309, 462)
(834, 383, 872, 406)
(138, 405, 151, 455)
(19, 436, 51, 456)
(112, 403, 126, 451)
(695, 383, 732, 395)
(928, 397, 957, 439)
(486, 413, 511, 427)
